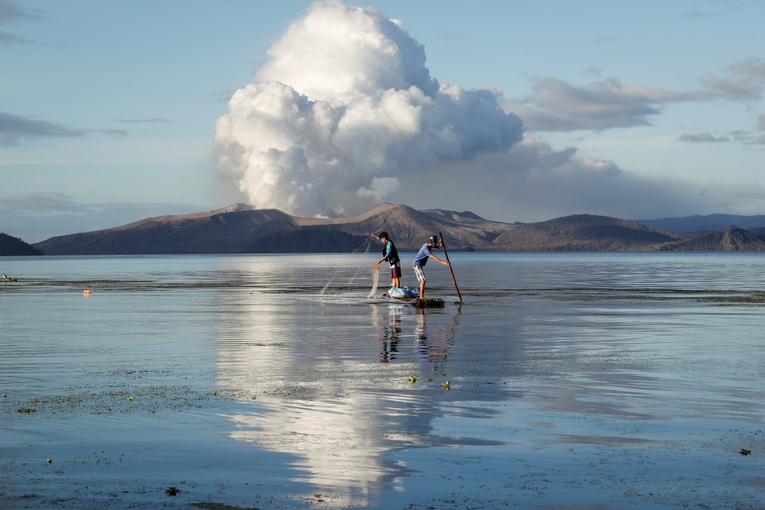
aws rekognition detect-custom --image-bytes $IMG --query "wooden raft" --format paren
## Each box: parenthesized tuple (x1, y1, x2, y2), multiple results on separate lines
(411, 297, 445, 308)
(384, 292, 445, 308)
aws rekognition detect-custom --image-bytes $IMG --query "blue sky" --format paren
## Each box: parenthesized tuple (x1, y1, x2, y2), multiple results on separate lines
(2, 0, 764, 242)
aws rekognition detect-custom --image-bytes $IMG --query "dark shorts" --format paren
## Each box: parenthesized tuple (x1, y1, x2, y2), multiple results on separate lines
(390, 262, 402, 279)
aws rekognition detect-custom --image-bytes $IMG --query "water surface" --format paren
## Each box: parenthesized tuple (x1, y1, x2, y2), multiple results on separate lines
(1, 253, 764, 509)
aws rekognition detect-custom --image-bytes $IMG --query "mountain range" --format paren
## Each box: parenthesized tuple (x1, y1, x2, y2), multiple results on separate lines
(19, 203, 765, 255)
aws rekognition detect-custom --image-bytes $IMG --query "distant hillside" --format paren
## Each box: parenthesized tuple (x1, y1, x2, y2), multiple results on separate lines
(0, 233, 45, 256)
(243, 228, 369, 253)
(35, 205, 296, 255)
(332, 204, 518, 251)
(635, 214, 765, 234)
(491, 214, 681, 251)
(661, 226, 765, 251)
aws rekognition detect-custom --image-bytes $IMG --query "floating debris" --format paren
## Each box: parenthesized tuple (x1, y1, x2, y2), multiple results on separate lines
(408, 376, 417, 383)
(441, 380, 450, 390)
(740, 448, 752, 456)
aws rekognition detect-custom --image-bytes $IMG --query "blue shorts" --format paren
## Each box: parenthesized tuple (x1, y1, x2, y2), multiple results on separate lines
(413, 264, 426, 283)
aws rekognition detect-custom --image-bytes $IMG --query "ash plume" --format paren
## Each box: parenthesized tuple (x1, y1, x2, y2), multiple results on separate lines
(214, 0, 523, 218)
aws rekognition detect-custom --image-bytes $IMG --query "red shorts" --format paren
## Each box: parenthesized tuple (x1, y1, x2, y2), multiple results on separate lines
(390, 263, 402, 279)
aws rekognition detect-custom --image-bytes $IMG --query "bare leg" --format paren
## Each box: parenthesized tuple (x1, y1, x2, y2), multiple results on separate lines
(419, 280, 426, 299)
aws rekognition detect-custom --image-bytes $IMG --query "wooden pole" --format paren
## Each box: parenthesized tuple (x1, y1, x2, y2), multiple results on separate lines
(439, 232, 462, 303)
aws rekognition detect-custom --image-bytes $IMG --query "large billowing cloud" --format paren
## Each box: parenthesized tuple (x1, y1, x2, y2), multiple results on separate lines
(214, 0, 523, 218)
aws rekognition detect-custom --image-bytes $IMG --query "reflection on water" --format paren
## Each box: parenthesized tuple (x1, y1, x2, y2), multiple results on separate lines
(374, 304, 402, 363)
(213, 276, 472, 506)
(413, 308, 458, 375)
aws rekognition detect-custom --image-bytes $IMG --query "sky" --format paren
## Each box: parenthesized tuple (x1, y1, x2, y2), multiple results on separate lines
(2, 0, 764, 243)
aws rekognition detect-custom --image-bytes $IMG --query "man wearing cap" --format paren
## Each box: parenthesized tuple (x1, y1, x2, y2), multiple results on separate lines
(371, 231, 401, 289)
(412, 235, 450, 299)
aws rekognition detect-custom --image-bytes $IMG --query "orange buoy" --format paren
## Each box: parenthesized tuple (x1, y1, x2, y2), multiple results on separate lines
(83, 290, 92, 296)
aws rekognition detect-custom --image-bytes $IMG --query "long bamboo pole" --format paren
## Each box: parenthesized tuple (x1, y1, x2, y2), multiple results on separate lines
(439, 232, 462, 303)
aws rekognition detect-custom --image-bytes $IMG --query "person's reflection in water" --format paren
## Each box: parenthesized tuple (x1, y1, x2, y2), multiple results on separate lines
(379, 305, 402, 362)
(414, 309, 453, 375)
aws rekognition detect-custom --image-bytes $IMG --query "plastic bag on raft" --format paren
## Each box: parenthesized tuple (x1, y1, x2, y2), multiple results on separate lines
(388, 287, 406, 298)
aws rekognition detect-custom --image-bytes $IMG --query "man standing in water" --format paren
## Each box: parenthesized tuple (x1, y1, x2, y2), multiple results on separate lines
(413, 235, 450, 299)
(371, 231, 401, 289)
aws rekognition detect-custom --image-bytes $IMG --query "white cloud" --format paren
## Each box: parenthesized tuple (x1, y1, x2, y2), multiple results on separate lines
(214, 0, 523, 218)
(357, 176, 400, 203)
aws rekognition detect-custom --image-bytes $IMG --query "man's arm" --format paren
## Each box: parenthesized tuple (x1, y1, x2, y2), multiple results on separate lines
(429, 253, 450, 266)
(376, 240, 391, 266)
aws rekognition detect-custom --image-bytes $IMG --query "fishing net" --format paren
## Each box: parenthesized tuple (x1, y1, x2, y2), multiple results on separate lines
(367, 266, 379, 298)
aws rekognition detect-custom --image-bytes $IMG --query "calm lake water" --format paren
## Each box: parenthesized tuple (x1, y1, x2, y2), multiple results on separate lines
(1, 252, 764, 509)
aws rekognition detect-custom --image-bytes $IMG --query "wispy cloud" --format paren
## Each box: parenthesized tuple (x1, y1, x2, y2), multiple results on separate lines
(0, 192, 202, 243)
(678, 133, 730, 143)
(0, 112, 131, 146)
(0, 30, 30, 44)
(678, 129, 765, 145)
(0, 0, 42, 45)
(101, 128, 129, 137)
(509, 58, 765, 133)
(509, 77, 711, 132)
(0, 192, 83, 215)
(115, 118, 170, 124)
(682, 10, 725, 20)
(0, 0, 39, 23)
(0, 112, 88, 146)
(700, 58, 765, 101)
